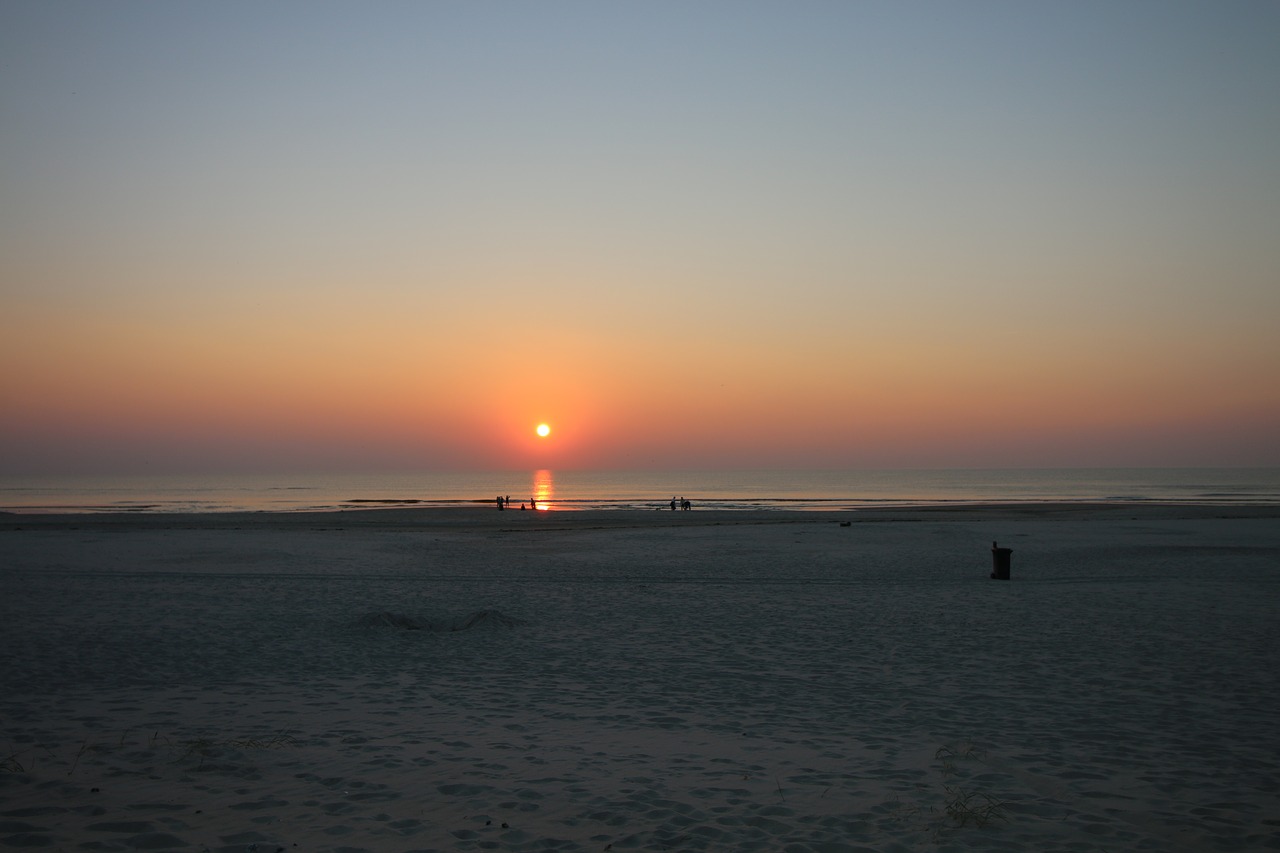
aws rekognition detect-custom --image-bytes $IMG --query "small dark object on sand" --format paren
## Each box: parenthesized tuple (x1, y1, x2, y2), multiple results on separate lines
(991, 541, 1012, 580)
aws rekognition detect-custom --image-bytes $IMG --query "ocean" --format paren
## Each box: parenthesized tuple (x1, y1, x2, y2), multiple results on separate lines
(3, 468, 1279, 513)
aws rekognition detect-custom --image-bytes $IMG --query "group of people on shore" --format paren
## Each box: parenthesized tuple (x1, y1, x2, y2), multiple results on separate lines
(495, 495, 536, 511)
(670, 496, 692, 511)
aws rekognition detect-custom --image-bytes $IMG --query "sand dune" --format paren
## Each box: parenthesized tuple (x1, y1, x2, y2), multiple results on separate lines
(2, 506, 1278, 851)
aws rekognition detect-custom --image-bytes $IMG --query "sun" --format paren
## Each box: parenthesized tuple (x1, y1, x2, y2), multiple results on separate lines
(536, 423, 551, 438)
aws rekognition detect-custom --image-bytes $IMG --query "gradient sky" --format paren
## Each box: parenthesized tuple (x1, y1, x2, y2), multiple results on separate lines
(3, 1, 1278, 475)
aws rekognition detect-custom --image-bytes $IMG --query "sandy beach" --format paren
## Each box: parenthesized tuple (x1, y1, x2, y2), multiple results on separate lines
(2, 504, 1278, 852)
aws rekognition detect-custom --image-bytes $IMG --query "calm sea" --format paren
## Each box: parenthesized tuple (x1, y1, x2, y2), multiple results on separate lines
(2, 468, 1278, 513)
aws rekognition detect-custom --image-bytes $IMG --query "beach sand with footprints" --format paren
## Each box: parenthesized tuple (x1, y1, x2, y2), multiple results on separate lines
(2, 505, 1278, 851)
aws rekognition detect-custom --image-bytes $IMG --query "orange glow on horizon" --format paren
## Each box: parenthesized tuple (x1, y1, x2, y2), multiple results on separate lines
(4, 286, 1278, 473)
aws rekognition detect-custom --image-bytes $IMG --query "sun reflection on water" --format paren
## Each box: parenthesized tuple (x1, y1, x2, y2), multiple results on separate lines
(532, 469, 554, 510)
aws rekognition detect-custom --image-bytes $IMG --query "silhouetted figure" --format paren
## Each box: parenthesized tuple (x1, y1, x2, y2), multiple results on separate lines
(671, 496, 677, 511)
(497, 495, 505, 511)
(520, 503, 526, 510)
(682, 498, 691, 511)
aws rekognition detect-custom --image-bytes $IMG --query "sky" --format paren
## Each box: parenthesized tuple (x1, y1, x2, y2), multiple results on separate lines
(2, 1, 1279, 476)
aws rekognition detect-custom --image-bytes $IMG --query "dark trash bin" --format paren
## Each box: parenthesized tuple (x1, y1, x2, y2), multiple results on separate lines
(991, 541, 1012, 580)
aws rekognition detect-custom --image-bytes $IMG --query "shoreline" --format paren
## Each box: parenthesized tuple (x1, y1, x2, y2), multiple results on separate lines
(4, 500, 1279, 531)
(6, 467, 1278, 516)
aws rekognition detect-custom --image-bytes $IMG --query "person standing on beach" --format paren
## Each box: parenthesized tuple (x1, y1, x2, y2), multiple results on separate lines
(497, 495, 505, 510)
(671, 496, 677, 511)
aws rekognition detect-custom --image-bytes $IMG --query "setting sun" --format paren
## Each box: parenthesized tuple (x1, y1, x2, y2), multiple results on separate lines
(536, 423, 551, 438)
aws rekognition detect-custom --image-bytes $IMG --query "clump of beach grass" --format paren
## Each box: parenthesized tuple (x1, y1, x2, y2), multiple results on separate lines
(928, 740, 1009, 833)
(943, 785, 1008, 828)
(935, 740, 985, 776)
(67, 738, 107, 775)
